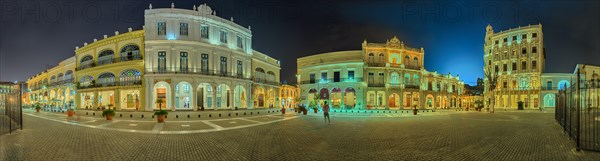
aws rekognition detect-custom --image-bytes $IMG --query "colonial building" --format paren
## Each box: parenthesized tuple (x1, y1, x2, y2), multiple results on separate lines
(541, 73, 574, 110)
(279, 84, 299, 108)
(297, 37, 465, 110)
(484, 24, 545, 109)
(25, 57, 76, 110)
(24, 4, 281, 111)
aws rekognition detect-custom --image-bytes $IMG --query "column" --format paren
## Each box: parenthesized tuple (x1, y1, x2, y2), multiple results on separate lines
(92, 91, 99, 109)
(171, 83, 176, 111)
(115, 89, 120, 110)
(212, 85, 217, 110)
(192, 84, 198, 111)
(385, 89, 390, 110)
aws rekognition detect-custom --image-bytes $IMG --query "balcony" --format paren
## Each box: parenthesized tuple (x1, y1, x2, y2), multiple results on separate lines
(405, 65, 420, 70)
(77, 56, 143, 71)
(405, 84, 420, 89)
(146, 68, 251, 81)
(367, 63, 386, 67)
(299, 78, 364, 85)
(368, 82, 385, 87)
(253, 78, 280, 86)
(49, 78, 74, 86)
(77, 80, 142, 90)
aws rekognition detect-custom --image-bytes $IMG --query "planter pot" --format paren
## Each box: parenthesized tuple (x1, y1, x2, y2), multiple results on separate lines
(294, 108, 298, 112)
(313, 109, 318, 113)
(36, 109, 40, 113)
(302, 110, 308, 115)
(282, 109, 286, 114)
(106, 114, 114, 120)
(157, 114, 166, 123)
(413, 110, 418, 115)
(67, 110, 74, 117)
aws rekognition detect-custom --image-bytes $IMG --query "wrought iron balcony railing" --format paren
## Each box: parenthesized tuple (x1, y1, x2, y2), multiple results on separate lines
(76, 56, 143, 71)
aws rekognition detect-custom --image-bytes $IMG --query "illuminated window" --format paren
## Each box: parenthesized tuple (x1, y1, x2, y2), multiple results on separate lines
(220, 56, 227, 75)
(180, 52, 188, 72)
(237, 36, 244, 49)
(200, 25, 209, 39)
(180, 23, 188, 36)
(158, 51, 166, 72)
(157, 22, 166, 35)
(220, 30, 228, 43)
(201, 54, 209, 73)
(237, 60, 243, 78)
(348, 71, 354, 80)
(391, 73, 399, 84)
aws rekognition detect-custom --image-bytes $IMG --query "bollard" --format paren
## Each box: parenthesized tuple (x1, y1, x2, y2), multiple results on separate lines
(258, 112, 260, 114)
(152, 115, 155, 118)
(86, 112, 88, 115)
(188, 115, 190, 118)
(228, 113, 231, 117)
(93, 113, 95, 116)
(130, 114, 133, 118)
(244, 112, 246, 115)
(176, 115, 179, 119)
(209, 114, 212, 117)
(198, 114, 201, 118)
(142, 115, 144, 118)
(120, 114, 123, 117)
(251, 112, 253, 115)
(219, 114, 221, 117)
(165, 115, 168, 119)
(236, 113, 238, 116)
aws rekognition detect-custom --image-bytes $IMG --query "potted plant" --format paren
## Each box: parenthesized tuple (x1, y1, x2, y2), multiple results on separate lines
(312, 107, 318, 113)
(102, 109, 115, 120)
(281, 107, 286, 114)
(155, 98, 168, 123)
(35, 103, 41, 113)
(300, 105, 308, 115)
(412, 105, 418, 115)
(67, 108, 75, 117)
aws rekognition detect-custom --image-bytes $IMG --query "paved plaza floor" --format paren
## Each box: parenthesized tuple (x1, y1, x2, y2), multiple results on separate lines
(1, 109, 600, 160)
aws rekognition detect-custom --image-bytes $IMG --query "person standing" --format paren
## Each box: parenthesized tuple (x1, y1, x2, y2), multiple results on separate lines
(323, 101, 331, 124)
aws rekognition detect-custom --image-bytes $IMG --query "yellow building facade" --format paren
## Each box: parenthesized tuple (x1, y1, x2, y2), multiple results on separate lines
(279, 84, 299, 108)
(298, 37, 465, 110)
(25, 57, 76, 110)
(74, 29, 145, 111)
(484, 24, 545, 109)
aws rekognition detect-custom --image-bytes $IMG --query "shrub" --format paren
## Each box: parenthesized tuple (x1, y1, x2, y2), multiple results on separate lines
(102, 109, 115, 117)
(154, 110, 168, 116)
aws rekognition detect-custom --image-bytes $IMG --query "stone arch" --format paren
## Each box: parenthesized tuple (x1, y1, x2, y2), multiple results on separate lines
(388, 93, 400, 108)
(153, 81, 172, 110)
(544, 94, 555, 108)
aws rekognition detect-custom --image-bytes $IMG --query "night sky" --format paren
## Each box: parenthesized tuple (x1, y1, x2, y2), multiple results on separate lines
(1, 0, 599, 85)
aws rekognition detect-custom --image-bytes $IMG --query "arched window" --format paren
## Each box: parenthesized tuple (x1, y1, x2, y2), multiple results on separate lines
(544, 94, 555, 107)
(558, 80, 570, 90)
(180, 52, 188, 72)
(267, 71, 276, 82)
(413, 74, 419, 85)
(368, 53, 374, 63)
(120, 44, 141, 61)
(391, 72, 399, 84)
(404, 56, 410, 66)
(79, 75, 94, 87)
(98, 50, 115, 65)
(80, 55, 93, 65)
(97, 73, 116, 86)
(57, 73, 64, 82)
(120, 69, 141, 85)
(65, 70, 73, 80)
(378, 53, 385, 63)
(413, 57, 419, 67)
(50, 75, 56, 83)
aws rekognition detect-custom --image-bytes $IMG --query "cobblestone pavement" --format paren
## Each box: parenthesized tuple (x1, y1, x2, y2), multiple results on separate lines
(2, 110, 600, 160)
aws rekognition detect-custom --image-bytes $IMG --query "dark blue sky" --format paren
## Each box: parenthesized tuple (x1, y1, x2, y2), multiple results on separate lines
(1, 0, 599, 85)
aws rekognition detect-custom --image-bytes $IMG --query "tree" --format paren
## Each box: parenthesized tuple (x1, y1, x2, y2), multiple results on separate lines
(484, 66, 499, 113)
(156, 98, 165, 110)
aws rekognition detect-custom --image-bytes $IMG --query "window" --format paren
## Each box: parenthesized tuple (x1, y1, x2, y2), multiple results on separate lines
(521, 61, 527, 70)
(180, 52, 188, 72)
(334, 71, 340, 82)
(220, 30, 228, 43)
(547, 81, 553, 90)
(158, 51, 166, 72)
(532, 47, 537, 53)
(378, 73, 385, 84)
(503, 81, 507, 89)
(495, 65, 499, 73)
(237, 36, 244, 49)
(495, 40, 499, 45)
(512, 36, 517, 41)
(522, 48, 527, 54)
(220, 56, 227, 75)
(532, 61, 537, 69)
(157, 22, 166, 35)
(512, 50, 516, 55)
(488, 60, 491, 66)
(200, 25, 209, 39)
(503, 64, 507, 72)
(368, 72, 374, 84)
(512, 62, 517, 71)
(391, 73, 399, 84)
(237, 60, 243, 78)
(310, 73, 315, 84)
(503, 38, 507, 43)
(321, 72, 327, 82)
(532, 33, 537, 38)
(348, 71, 355, 80)
(180, 23, 188, 36)
(368, 53, 374, 63)
(201, 54, 209, 74)
(522, 34, 527, 39)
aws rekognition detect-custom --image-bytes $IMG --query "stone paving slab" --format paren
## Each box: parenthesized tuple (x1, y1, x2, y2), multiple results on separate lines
(105, 121, 155, 131)
(244, 116, 284, 123)
(210, 119, 255, 128)
(162, 122, 213, 131)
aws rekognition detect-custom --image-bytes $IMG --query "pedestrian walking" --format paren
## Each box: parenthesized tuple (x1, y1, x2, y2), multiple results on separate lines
(323, 101, 330, 124)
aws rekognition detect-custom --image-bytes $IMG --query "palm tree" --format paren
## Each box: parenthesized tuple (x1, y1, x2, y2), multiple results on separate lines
(156, 98, 165, 110)
(484, 66, 498, 113)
